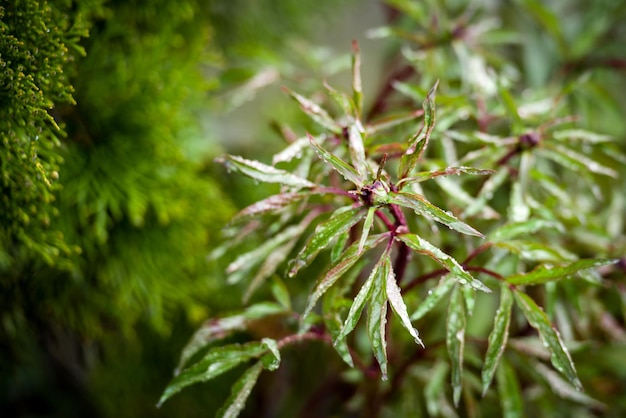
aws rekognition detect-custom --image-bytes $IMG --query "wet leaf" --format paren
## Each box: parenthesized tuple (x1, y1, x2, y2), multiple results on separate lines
(282, 86, 341, 133)
(290, 206, 365, 277)
(307, 133, 364, 186)
(385, 255, 424, 347)
(348, 123, 369, 176)
(368, 257, 389, 380)
(397, 233, 490, 292)
(399, 166, 494, 185)
(507, 259, 616, 286)
(514, 291, 582, 389)
(447, 285, 466, 406)
(304, 234, 388, 320)
(216, 362, 263, 418)
(232, 192, 308, 222)
(358, 207, 376, 254)
(260, 338, 281, 371)
(410, 275, 456, 320)
(482, 284, 514, 395)
(389, 191, 484, 238)
(272, 136, 310, 165)
(216, 155, 315, 188)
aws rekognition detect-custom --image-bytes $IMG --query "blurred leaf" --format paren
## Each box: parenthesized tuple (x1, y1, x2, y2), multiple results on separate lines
(368, 257, 389, 380)
(497, 83, 522, 128)
(324, 80, 354, 115)
(496, 358, 524, 418)
(366, 110, 423, 135)
(507, 259, 616, 286)
(158, 342, 267, 407)
(541, 144, 618, 177)
(232, 192, 308, 222)
(493, 240, 576, 263)
(514, 291, 582, 389)
(552, 129, 612, 144)
(352, 40, 363, 117)
(260, 338, 281, 371)
(489, 219, 562, 242)
(400, 80, 439, 178)
(282, 86, 341, 133)
(216, 362, 263, 418)
(272, 136, 310, 165)
(400, 166, 494, 185)
(271, 277, 291, 310)
(216, 155, 315, 188)
(303, 234, 388, 319)
(348, 123, 369, 177)
(534, 362, 606, 410)
(447, 285, 466, 406)
(389, 192, 484, 238)
(425, 361, 450, 417)
(290, 206, 365, 277)
(358, 207, 376, 254)
(481, 284, 514, 395)
(307, 133, 364, 186)
(410, 275, 456, 320)
(397, 234, 490, 292)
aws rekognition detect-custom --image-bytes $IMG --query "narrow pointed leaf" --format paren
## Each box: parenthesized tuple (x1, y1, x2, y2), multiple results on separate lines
(260, 338, 281, 371)
(365, 109, 423, 135)
(368, 260, 389, 380)
(216, 155, 315, 188)
(397, 233, 490, 292)
(290, 206, 365, 277)
(489, 219, 562, 242)
(400, 80, 439, 177)
(389, 191, 484, 238)
(158, 342, 266, 407)
(307, 133, 364, 186)
(336, 243, 390, 341)
(482, 284, 514, 396)
(282, 87, 341, 133)
(507, 259, 616, 286)
(348, 123, 368, 176)
(324, 80, 354, 115)
(542, 144, 618, 177)
(272, 136, 310, 164)
(424, 361, 449, 416)
(496, 358, 524, 418)
(331, 230, 350, 263)
(535, 362, 606, 410)
(514, 291, 582, 389)
(410, 275, 456, 320)
(385, 257, 424, 347)
(358, 207, 376, 254)
(399, 166, 494, 185)
(352, 40, 363, 117)
(216, 362, 263, 418)
(233, 192, 308, 222)
(447, 285, 466, 406)
(304, 233, 388, 319)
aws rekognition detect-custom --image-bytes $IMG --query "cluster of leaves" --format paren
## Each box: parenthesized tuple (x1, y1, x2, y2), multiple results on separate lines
(160, 23, 624, 415)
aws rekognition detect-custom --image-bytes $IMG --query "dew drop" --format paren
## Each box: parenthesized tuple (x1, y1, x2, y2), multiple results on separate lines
(427, 289, 433, 296)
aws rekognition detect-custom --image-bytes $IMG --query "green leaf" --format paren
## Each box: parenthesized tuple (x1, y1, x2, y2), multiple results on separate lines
(336, 243, 390, 341)
(542, 143, 618, 177)
(534, 362, 606, 410)
(331, 230, 350, 263)
(507, 259, 616, 286)
(389, 191, 484, 238)
(232, 192, 308, 222)
(272, 136, 310, 165)
(304, 233, 388, 320)
(399, 166, 494, 185)
(260, 338, 281, 371)
(497, 83, 522, 128)
(552, 129, 612, 144)
(385, 254, 424, 347)
(410, 275, 456, 320)
(216, 155, 315, 188)
(244, 238, 300, 302)
(290, 206, 365, 277)
(352, 40, 363, 117)
(271, 277, 291, 310)
(216, 362, 263, 418)
(424, 360, 450, 416)
(365, 109, 423, 135)
(324, 80, 354, 116)
(514, 291, 582, 389)
(397, 233, 490, 292)
(158, 342, 266, 407)
(496, 358, 524, 418)
(481, 284, 514, 396)
(447, 285, 466, 406)
(494, 240, 576, 263)
(489, 219, 562, 242)
(368, 257, 389, 380)
(358, 207, 376, 254)
(348, 123, 369, 177)
(282, 86, 341, 133)
(306, 133, 364, 186)
(400, 80, 439, 178)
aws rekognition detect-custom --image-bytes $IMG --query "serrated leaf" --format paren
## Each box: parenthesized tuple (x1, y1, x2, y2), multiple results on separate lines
(282, 87, 341, 133)
(304, 233, 388, 319)
(358, 207, 376, 254)
(507, 259, 616, 286)
(489, 219, 562, 242)
(397, 234, 490, 292)
(410, 275, 456, 320)
(290, 206, 365, 277)
(307, 133, 364, 186)
(400, 80, 439, 178)
(336, 243, 390, 341)
(158, 342, 266, 407)
(482, 284, 514, 395)
(216, 362, 263, 418)
(514, 291, 582, 389)
(352, 40, 363, 117)
(368, 258, 389, 380)
(385, 256, 424, 347)
(232, 192, 308, 222)
(447, 285, 466, 406)
(496, 358, 524, 418)
(389, 191, 484, 238)
(216, 155, 315, 188)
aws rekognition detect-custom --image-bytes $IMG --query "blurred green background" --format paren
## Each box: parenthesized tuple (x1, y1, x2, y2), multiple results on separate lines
(1, 0, 625, 416)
